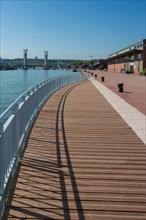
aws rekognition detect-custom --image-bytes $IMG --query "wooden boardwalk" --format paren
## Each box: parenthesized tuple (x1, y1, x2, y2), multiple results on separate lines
(2, 81, 146, 220)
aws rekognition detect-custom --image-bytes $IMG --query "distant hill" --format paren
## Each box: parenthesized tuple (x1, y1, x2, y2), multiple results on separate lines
(0, 58, 87, 70)
(0, 58, 107, 71)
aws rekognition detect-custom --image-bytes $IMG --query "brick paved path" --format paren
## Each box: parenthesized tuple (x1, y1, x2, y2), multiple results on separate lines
(90, 70, 146, 115)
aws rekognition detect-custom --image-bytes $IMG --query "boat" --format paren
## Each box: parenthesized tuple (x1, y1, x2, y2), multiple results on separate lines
(72, 69, 77, 72)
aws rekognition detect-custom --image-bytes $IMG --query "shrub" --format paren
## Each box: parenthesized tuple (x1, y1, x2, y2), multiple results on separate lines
(141, 68, 146, 76)
(120, 68, 126, 73)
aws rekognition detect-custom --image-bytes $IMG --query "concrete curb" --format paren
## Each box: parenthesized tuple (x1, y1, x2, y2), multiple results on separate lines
(90, 78, 146, 145)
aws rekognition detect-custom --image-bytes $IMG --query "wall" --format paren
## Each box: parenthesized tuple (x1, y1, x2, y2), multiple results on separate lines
(143, 39, 146, 70)
(107, 52, 143, 74)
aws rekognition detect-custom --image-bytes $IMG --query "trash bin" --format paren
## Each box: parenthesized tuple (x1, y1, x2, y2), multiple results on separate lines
(117, 83, 124, 92)
(101, 76, 105, 82)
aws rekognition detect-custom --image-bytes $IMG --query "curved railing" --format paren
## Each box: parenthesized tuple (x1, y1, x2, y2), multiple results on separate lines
(0, 72, 89, 216)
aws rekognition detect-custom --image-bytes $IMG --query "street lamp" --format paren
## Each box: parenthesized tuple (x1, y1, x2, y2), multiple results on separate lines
(89, 55, 94, 65)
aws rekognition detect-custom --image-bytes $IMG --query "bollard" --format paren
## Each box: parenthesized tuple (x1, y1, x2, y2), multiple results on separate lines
(117, 83, 124, 92)
(101, 76, 105, 82)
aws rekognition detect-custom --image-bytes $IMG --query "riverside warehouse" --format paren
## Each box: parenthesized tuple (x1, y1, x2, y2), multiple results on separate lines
(107, 39, 146, 74)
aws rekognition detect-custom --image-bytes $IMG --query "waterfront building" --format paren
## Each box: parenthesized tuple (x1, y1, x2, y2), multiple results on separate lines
(107, 39, 146, 74)
(23, 49, 28, 69)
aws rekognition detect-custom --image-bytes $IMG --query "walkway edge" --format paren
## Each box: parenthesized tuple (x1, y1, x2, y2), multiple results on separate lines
(90, 78, 146, 144)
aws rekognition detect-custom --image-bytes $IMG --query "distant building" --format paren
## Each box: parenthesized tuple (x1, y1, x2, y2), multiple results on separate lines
(107, 39, 146, 74)
(88, 59, 107, 70)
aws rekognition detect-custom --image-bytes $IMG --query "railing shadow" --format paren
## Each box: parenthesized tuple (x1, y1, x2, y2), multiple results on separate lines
(1, 116, 64, 219)
(56, 83, 85, 220)
(1, 81, 86, 220)
(55, 97, 70, 219)
(1, 162, 63, 219)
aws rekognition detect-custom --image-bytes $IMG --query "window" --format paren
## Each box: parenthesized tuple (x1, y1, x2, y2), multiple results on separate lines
(138, 53, 142, 60)
(124, 57, 129, 62)
(130, 55, 134, 61)
(119, 58, 123, 63)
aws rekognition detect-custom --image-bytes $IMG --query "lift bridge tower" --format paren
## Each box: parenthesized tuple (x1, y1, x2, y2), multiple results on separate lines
(44, 51, 48, 69)
(23, 49, 28, 69)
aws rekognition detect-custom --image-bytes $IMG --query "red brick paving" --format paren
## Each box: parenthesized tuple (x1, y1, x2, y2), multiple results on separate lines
(89, 70, 146, 115)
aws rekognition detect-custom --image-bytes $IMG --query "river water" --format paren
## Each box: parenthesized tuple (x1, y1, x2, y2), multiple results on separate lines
(0, 69, 77, 115)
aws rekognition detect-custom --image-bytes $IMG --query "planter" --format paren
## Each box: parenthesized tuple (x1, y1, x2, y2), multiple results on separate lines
(117, 83, 124, 92)
(101, 76, 105, 82)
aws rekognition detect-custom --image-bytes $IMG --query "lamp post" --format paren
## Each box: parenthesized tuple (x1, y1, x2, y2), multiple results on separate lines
(90, 55, 94, 66)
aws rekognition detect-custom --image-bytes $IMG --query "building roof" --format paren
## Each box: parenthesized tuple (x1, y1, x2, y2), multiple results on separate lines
(106, 49, 142, 61)
(108, 39, 145, 59)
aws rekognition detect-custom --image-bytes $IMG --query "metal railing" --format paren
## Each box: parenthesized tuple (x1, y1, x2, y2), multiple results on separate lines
(0, 72, 89, 216)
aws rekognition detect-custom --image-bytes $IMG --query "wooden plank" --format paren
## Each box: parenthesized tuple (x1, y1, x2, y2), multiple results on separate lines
(1, 81, 146, 220)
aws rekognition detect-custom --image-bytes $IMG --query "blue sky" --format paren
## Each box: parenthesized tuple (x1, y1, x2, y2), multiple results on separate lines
(0, 0, 146, 60)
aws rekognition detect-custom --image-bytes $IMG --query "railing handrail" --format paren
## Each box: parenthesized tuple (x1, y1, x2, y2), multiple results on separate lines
(0, 72, 90, 218)
(0, 74, 84, 122)
(0, 81, 43, 119)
